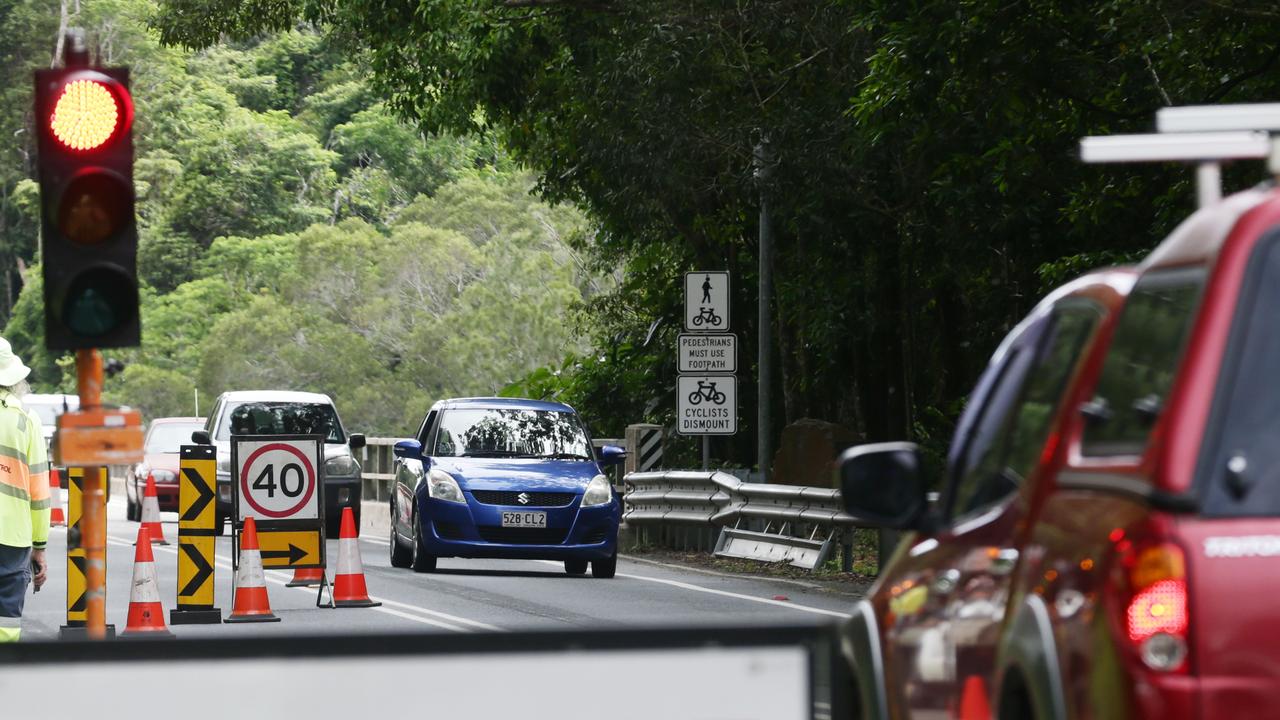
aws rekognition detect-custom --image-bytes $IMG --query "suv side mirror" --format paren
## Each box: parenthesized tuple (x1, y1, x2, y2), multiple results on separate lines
(191, 430, 211, 445)
(836, 441, 926, 529)
(393, 439, 423, 459)
(348, 433, 366, 450)
(597, 445, 627, 466)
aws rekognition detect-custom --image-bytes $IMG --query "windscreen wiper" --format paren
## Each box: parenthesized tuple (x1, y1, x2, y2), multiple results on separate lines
(460, 450, 521, 457)
(539, 452, 594, 460)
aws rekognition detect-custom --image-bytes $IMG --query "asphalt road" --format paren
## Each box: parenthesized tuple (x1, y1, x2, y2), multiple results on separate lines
(20, 498, 859, 640)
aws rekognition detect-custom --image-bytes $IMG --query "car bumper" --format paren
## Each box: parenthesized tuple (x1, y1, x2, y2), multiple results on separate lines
(217, 475, 361, 520)
(154, 483, 179, 512)
(418, 495, 619, 560)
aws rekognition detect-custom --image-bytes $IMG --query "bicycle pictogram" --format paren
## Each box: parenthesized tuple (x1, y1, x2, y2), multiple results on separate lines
(687, 380, 727, 405)
(691, 306, 722, 327)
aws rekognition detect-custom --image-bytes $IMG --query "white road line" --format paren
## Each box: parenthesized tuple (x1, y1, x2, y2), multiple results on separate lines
(105, 530, 493, 633)
(532, 559, 850, 619)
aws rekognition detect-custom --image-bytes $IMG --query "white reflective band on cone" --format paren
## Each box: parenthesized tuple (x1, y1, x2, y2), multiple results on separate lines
(130, 561, 162, 603)
(335, 538, 359, 575)
(141, 494, 161, 524)
(236, 550, 266, 588)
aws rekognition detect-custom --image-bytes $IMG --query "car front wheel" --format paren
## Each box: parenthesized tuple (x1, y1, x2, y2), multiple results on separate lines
(411, 512, 437, 573)
(591, 552, 617, 579)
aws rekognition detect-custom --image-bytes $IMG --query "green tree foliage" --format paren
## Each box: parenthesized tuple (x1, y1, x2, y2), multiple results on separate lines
(0, 6, 597, 433)
(150, 0, 1280, 466)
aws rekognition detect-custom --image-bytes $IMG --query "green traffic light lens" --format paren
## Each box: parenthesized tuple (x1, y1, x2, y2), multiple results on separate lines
(62, 266, 137, 338)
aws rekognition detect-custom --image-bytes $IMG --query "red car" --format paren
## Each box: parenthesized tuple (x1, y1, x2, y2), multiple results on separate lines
(126, 416, 205, 520)
(840, 184, 1280, 719)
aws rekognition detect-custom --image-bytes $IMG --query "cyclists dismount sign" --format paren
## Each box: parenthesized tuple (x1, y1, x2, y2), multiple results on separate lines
(677, 375, 737, 435)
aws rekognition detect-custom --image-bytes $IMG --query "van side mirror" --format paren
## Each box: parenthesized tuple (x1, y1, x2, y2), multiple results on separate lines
(393, 439, 423, 459)
(836, 442, 926, 529)
(597, 445, 627, 466)
(348, 433, 366, 450)
(191, 430, 211, 445)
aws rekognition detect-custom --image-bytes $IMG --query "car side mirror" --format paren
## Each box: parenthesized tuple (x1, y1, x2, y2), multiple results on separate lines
(348, 433, 366, 450)
(597, 445, 627, 467)
(191, 430, 211, 445)
(836, 441, 926, 529)
(393, 439, 423, 459)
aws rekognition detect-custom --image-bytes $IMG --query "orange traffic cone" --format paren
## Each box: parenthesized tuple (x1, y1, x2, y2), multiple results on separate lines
(225, 517, 280, 623)
(957, 675, 991, 720)
(139, 474, 168, 544)
(121, 525, 173, 637)
(286, 567, 325, 587)
(332, 506, 380, 608)
(49, 468, 66, 527)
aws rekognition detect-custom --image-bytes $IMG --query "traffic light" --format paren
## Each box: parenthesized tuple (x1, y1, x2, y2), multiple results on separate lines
(34, 46, 139, 350)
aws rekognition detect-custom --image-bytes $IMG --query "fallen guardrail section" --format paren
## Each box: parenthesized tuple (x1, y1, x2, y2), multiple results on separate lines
(623, 471, 860, 571)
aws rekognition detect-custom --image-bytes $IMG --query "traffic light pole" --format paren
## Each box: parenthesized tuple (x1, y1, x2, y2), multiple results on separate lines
(75, 349, 107, 639)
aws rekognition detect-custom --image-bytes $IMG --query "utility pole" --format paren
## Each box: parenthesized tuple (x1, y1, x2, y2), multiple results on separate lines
(754, 137, 773, 483)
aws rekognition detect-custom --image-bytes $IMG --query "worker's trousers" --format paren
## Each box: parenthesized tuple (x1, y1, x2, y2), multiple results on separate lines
(0, 543, 31, 642)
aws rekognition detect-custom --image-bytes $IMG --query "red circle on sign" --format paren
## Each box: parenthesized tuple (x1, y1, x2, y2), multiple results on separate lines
(240, 443, 317, 518)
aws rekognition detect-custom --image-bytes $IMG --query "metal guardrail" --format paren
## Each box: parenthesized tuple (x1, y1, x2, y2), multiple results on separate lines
(623, 470, 859, 571)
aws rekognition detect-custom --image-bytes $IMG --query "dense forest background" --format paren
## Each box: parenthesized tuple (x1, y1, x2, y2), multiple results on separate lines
(5, 1, 1280, 472)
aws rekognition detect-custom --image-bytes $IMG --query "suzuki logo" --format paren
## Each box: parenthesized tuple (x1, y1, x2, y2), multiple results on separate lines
(517, 492, 531, 505)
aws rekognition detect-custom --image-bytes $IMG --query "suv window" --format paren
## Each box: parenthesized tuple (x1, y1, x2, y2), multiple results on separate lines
(949, 305, 1099, 519)
(1081, 268, 1204, 457)
(217, 401, 345, 443)
(1200, 236, 1280, 516)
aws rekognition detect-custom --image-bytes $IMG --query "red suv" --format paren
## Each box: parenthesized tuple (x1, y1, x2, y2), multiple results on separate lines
(840, 184, 1280, 720)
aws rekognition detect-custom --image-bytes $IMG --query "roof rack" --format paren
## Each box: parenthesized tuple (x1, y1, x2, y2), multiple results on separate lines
(1081, 103, 1280, 208)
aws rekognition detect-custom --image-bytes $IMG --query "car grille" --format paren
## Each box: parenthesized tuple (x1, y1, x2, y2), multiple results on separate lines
(471, 490, 576, 507)
(478, 527, 568, 545)
(433, 521, 466, 540)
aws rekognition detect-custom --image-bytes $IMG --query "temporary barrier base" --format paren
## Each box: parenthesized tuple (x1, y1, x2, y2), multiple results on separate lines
(58, 624, 116, 640)
(170, 608, 222, 625)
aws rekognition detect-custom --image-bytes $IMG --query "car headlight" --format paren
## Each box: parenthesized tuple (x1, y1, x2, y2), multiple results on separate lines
(151, 470, 177, 483)
(582, 474, 612, 507)
(325, 455, 360, 476)
(427, 468, 466, 504)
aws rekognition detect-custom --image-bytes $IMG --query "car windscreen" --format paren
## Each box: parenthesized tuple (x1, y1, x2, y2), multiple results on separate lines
(1080, 268, 1205, 457)
(146, 422, 204, 453)
(218, 402, 345, 443)
(24, 400, 73, 427)
(433, 408, 593, 459)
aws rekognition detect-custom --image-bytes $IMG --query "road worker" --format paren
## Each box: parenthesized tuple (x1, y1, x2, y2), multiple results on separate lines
(0, 339, 49, 641)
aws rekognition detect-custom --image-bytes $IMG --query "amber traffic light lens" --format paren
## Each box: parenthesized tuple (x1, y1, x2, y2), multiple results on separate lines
(50, 79, 121, 152)
(55, 172, 132, 245)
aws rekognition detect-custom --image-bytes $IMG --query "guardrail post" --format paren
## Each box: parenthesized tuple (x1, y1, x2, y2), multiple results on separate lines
(625, 424, 663, 474)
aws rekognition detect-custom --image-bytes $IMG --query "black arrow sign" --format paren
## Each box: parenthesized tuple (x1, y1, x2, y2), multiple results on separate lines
(178, 542, 213, 598)
(181, 466, 214, 523)
(260, 544, 308, 565)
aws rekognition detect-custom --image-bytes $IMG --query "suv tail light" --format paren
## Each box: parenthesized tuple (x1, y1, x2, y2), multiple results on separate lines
(1109, 528, 1190, 673)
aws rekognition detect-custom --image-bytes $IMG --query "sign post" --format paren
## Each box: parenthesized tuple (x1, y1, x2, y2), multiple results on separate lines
(171, 444, 221, 624)
(231, 434, 329, 605)
(680, 272, 738, 467)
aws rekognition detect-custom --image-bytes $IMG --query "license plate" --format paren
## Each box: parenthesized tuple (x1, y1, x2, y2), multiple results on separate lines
(501, 511, 547, 528)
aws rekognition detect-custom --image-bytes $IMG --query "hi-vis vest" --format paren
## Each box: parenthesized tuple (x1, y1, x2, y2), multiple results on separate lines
(0, 392, 49, 549)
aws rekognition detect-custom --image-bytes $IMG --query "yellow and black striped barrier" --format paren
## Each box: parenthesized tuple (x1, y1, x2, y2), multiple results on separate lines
(58, 467, 114, 639)
(171, 445, 221, 624)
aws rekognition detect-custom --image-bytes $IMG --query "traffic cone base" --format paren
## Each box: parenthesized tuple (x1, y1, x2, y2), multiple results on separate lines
(121, 525, 173, 638)
(139, 474, 169, 544)
(226, 518, 281, 623)
(286, 567, 325, 587)
(331, 506, 380, 608)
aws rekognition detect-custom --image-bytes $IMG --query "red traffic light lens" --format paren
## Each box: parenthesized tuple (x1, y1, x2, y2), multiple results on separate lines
(50, 79, 122, 151)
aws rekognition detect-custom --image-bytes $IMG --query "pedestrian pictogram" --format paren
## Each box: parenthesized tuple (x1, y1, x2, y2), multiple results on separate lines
(677, 375, 737, 435)
(172, 444, 220, 625)
(685, 271, 730, 332)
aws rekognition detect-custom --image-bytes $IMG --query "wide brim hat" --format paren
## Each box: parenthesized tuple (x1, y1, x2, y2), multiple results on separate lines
(0, 337, 32, 387)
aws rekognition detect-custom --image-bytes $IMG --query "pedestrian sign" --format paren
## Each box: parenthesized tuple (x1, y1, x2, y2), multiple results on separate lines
(684, 271, 730, 332)
(677, 375, 737, 435)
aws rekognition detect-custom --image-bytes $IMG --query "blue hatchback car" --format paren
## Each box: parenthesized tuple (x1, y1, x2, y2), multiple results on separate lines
(388, 398, 625, 578)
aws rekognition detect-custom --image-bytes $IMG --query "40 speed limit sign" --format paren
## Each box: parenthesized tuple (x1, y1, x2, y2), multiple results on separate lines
(234, 436, 323, 521)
